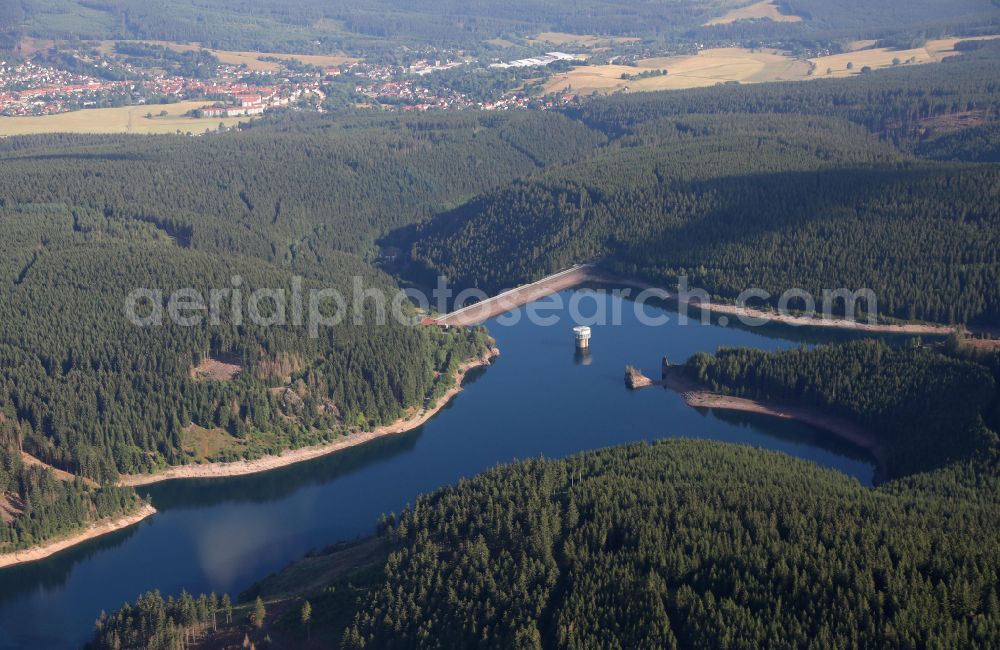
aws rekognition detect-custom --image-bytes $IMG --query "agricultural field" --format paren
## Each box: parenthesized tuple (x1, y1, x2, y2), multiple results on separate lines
(704, 0, 803, 26)
(543, 48, 811, 96)
(810, 36, 1000, 78)
(0, 100, 248, 136)
(545, 36, 1000, 97)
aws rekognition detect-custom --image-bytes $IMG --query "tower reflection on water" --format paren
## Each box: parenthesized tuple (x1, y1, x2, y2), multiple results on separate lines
(573, 325, 593, 365)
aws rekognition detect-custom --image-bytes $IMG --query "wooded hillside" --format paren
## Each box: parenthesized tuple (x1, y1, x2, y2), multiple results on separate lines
(406, 44, 1000, 326)
(91, 440, 1000, 648)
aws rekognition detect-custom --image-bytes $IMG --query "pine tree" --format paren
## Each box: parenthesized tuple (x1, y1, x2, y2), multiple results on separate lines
(251, 597, 266, 630)
(301, 600, 312, 639)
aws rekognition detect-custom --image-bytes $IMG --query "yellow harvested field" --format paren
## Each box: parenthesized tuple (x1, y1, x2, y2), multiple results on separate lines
(545, 36, 1000, 97)
(530, 32, 640, 48)
(544, 48, 811, 96)
(106, 41, 357, 71)
(705, 0, 803, 26)
(0, 100, 248, 136)
(810, 36, 1000, 78)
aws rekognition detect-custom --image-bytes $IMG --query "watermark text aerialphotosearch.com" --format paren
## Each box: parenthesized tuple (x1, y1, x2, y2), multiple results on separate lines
(125, 274, 878, 336)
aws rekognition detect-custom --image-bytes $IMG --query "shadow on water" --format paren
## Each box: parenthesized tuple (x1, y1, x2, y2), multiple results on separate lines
(584, 283, 937, 347)
(695, 405, 876, 468)
(0, 522, 145, 607)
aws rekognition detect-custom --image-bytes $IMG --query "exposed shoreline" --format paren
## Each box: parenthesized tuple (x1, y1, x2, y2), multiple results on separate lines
(658, 366, 888, 466)
(693, 300, 958, 336)
(596, 271, 960, 336)
(120, 348, 500, 487)
(430, 264, 959, 335)
(0, 503, 156, 569)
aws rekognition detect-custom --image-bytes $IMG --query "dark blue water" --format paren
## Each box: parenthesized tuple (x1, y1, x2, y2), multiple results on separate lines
(0, 289, 885, 648)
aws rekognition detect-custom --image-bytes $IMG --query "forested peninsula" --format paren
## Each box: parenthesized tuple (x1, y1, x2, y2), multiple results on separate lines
(92, 440, 1000, 649)
(678, 338, 1000, 478)
(0, 440, 149, 561)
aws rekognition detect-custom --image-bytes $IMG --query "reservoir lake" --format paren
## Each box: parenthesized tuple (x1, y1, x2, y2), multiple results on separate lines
(0, 288, 894, 648)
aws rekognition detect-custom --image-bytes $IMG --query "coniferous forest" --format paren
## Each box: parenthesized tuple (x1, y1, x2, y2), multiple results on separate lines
(0, 112, 576, 547)
(340, 442, 1000, 649)
(0, 433, 142, 551)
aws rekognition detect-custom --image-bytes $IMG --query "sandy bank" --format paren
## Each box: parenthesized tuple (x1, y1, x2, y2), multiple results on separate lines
(0, 503, 156, 569)
(659, 367, 888, 465)
(961, 337, 1000, 351)
(693, 301, 958, 335)
(595, 271, 958, 336)
(120, 349, 500, 487)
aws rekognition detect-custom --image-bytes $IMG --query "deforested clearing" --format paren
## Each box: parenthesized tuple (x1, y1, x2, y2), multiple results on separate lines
(189, 356, 244, 382)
